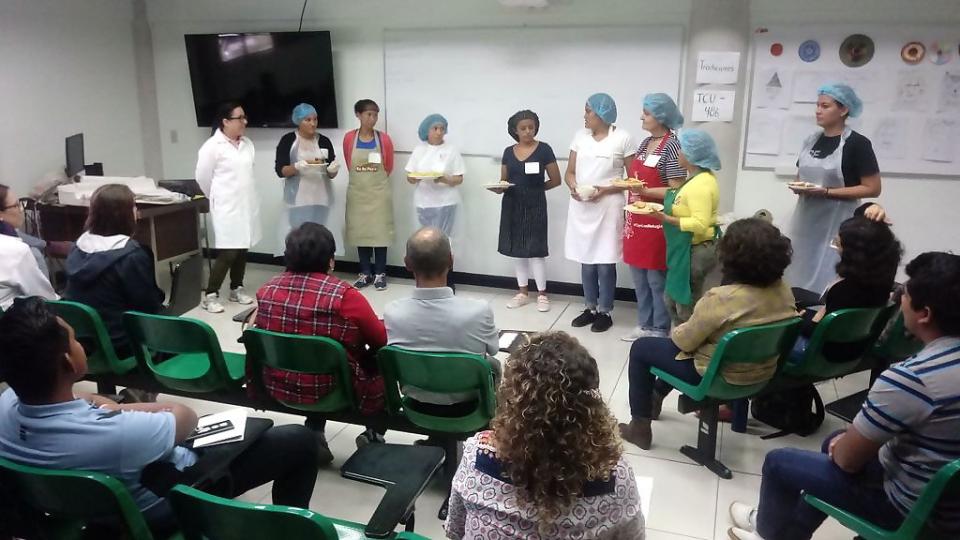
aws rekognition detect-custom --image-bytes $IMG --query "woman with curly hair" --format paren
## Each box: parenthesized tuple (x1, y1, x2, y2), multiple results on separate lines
(444, 331, 645, 539)
(620, 218, 798, 450)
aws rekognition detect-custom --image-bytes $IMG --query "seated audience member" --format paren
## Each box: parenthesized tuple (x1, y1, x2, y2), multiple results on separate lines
(0, 183, 49, 277)
(0, 297, 319, 536)
(383, 227, 499, 410)
(253, 222, 387, 453)
(0, 186, 57, 310)
(728, 252, 960, 540)
(792, 203, 901, 362)
(65, 184, 164, 357)
(445, 331, 645, 539)
(620, 218, 797, 450)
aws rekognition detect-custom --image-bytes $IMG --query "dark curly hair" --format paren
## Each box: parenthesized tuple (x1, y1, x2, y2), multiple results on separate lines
(718, 218, 793, 286)
(507, 109, 540, 142)
(836, 216, 902, 289)
(490, 331, 622, 524)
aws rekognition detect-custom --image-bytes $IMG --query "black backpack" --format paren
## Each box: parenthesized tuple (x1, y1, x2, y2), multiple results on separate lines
(750, 384, 825, 439)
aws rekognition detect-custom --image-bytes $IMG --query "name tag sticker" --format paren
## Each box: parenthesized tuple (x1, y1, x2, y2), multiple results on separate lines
(524, 161, 540, 174)
(644, 154, 661, 167)
(319, 148, 329, 160)
(368, 152, 382, 164)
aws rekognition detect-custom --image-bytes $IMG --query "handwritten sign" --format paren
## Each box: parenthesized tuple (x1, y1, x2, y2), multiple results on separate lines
(691, 90, 736, 122)
(696, 51, 740, 84)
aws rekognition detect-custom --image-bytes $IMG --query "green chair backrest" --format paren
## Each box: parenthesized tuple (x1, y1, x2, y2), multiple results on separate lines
(691, 317, 802, 401)
(47, 300, 136, 375)
(169, 484, 339, 540)
(871, 309, 924, 364)
(0, 456, 154, 540)
(788, 306, 889, 379)
(123, 311, 237, 393)
(243, 328, 356, 412)
(377, 346, 497, 432)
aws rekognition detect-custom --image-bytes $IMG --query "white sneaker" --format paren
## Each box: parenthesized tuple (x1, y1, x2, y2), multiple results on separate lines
(506, 293, 530, 309)
(621, 326, 648, 342)
(728, 501, 757, 531)
(644, 327, 670, 338)
(727, 527, 763, 540)
(229, 287, 254, 305)
(201, 292, 225, 313)
(536, 294, 550, 312)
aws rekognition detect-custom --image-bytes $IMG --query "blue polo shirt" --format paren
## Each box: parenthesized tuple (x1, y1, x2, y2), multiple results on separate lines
(0, 389, 197, 512)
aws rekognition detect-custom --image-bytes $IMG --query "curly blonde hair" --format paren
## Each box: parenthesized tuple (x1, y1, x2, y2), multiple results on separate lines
(490, 331, 623, 522)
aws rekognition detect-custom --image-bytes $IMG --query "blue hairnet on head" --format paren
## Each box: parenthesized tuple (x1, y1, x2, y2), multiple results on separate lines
(818, 83, 863, 118)
(292, 103, 317, 125)
(643, 93, 684, 130)
(678, 129, 721, 171)
(586, 93, 617, 124)
(418, 113, 448, 142)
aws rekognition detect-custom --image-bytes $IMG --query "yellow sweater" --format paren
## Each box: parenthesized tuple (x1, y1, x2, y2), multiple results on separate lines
(672, 280, 798, 385)
(671, 171, 719, 244)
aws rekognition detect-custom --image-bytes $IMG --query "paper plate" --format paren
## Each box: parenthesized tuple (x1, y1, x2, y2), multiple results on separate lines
(787, 181, 818, 190)
(611, 178, 645, 188)
(483, 183, 514, 189)
(900, 41, 926, 65)
(799, 40, 821, 63)
(839, 34, 875, 68)
(624, 202, 664, 215)
(929, 40, 954, 65)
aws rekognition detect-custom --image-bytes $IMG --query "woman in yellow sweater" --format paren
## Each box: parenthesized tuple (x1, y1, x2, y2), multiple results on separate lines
(620, 218, 797, 450)
(638, 129, 720, 326)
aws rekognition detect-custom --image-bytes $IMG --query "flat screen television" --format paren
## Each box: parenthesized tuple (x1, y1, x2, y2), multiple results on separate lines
(184, 31, 338, 128)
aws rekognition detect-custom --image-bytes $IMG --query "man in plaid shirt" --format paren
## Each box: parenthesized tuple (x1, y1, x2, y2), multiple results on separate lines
(251, 223, 387, 458)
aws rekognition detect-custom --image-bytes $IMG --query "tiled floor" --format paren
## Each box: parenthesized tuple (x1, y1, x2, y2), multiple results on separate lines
(84, 263, 863, 539)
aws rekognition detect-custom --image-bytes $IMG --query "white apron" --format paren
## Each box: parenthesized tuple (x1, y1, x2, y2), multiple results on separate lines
(785, 127, 859, 293)
(275, 133, 341, 255)
(196, 131, 262, 249)
(564, 135, 626, 264)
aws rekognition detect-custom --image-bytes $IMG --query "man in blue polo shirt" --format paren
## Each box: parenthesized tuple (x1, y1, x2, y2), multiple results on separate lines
(0, 297, 320, 534)
(728, 252, 960, 540)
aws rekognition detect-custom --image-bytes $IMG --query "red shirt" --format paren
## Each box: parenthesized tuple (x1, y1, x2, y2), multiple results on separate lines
(250, 272, 387, 415)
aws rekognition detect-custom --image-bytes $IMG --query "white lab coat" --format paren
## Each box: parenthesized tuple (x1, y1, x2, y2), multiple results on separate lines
(0, 234, 58, 310)
(195, 129, 262, 249)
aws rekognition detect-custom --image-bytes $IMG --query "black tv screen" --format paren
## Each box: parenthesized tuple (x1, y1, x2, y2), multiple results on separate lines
(184, 31, 338, 128)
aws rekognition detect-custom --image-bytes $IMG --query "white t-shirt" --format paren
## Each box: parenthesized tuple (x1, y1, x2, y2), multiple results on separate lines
(0, 234, 58, 309)
(569, 127, 637, 186)
(405, 142, 466, 208)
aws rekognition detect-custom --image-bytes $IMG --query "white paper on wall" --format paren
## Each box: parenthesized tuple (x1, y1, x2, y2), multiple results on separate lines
(753, 67, 793, 109)
(937, 71, 960, 113)
(696, 51, 740, 84)
(781, 114, 818, 156)
(922, 118, 957, 163)
(894, 70, 930, 112)
(691, 89, 736, 122)
(835, 71, 882, 103)
(792, 71, 824, 103)
(746, 110, 783, 155)
(872, 117, 911, 160)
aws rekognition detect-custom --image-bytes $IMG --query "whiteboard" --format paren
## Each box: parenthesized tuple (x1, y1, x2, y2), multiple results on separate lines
(384, 26, 684, 156)
(744, 25, 960, 177)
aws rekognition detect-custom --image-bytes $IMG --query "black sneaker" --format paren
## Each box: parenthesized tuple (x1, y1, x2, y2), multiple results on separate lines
(373, 273, 387, 290)
(591, 312, 613, 333)
(571, 309, 598, 327)
(353, 274, 373, 289)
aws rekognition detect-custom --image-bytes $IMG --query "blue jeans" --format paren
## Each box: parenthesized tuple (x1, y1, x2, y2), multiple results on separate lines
(629, 266, 669, 331)
(757, 432, 904, 540)
(628, 337, 702, 418)
(581, 263, 617, 313)
(357, 246, 387, 276)
(289, 205, 330, 229)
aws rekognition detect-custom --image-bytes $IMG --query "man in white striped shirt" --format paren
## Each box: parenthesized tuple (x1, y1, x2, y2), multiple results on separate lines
(728, 251, 960, 540)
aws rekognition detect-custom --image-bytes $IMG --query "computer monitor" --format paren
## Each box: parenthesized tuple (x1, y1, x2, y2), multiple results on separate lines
(65, 133, 84, 177)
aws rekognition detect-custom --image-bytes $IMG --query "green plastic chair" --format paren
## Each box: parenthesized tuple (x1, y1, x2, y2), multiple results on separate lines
(243, 328, 356, 413)
(47, 300, 137, 376)
(651, 317, 802, 479)
(123, 311, 245, 394)
(0, 456, 161, 540)
(803, 458, 960, 540)
(784, 307, 889, 379)
(169, 484, 429, 540)
(870, 309, 924, 365)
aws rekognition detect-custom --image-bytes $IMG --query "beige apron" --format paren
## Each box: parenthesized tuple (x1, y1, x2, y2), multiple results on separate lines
(345, 131, 394, 246)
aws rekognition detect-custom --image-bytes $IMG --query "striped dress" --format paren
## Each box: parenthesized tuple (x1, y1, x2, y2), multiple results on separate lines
(852, 336, 960, 533)
(497, 142, 556, 258)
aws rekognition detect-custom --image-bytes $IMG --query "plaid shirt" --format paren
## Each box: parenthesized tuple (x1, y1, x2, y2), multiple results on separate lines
(249, 272, 387, 415)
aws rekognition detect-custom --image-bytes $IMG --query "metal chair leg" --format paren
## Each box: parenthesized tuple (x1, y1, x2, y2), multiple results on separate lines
(680, 400, 733, 479)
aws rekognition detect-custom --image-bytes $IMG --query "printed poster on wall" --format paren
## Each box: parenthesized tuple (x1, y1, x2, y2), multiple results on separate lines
(691, 90, 736, 122)
(696, 51, 741, 84)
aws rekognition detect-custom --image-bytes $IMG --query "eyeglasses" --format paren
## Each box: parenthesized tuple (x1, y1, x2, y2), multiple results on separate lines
(228, 115, 248, 121)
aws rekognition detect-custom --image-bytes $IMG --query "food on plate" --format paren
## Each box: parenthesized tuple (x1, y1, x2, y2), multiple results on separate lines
(575, 185, 598, 199)
(623, 201, 665, 214)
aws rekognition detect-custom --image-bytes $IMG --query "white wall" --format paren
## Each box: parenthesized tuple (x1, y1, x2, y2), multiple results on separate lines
(146, 0, 692, 286)
(739, 0, 960, 275)
(0, 0, 147, 197)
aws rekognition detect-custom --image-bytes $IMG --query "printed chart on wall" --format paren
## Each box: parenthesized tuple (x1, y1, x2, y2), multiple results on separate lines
(745, 25, 960, 177)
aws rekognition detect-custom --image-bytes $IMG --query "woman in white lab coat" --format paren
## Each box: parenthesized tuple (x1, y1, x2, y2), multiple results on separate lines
(195, 102, 261, 313)
(564, 93, 636, 333)
(0, 184, 57, 309)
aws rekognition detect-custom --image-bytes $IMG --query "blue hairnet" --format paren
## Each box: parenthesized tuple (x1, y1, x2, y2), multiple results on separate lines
(818, 83, 863, 118)
(586, 93, 617, 124)
(643, 93, 684, 130)
(292, 103, 317, 125)
(418, 114, 448, 142)
(678, 129, 721, 171)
